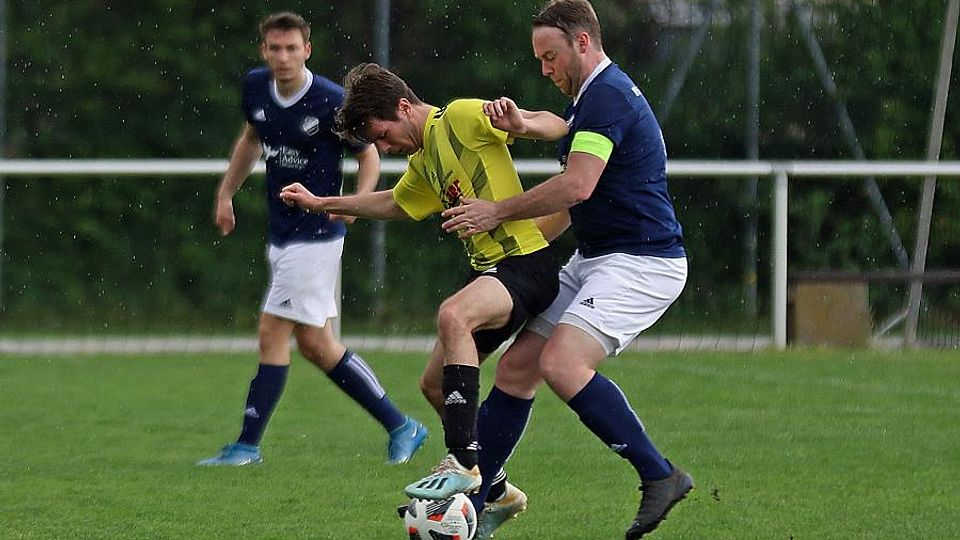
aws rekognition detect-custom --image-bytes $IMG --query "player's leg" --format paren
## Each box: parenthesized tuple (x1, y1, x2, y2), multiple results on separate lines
(539, 253, 693, 538)
(463, 246, 560, 537)
(418, 341, 447, 417)
(197, 312, 294, 466)
(471, 329, 545, 540)
(405, 276, 513, 499)
(295, 320, 427, 464)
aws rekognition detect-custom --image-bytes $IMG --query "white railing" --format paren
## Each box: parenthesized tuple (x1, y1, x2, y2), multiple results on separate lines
(4, 158, 960, 350)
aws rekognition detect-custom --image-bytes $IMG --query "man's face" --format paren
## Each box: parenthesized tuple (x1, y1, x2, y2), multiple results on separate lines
(532, 26, 582, 97)
(361, 102, 421, 155)
(261, 29, 311, 83)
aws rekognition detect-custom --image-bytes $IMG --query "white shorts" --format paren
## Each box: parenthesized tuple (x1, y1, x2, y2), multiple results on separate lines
(261, 238, 343, 328)
(526, 251, 687, 356)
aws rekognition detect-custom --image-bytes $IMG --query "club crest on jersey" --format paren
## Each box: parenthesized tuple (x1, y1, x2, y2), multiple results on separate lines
(301, 116, 320, 136)
(444, 179, 463, 206)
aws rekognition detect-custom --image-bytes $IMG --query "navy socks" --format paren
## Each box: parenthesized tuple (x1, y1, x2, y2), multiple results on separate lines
(470, 386, 533, 511)
(238, 363, 289, 446)
(567, 372, 672, 481)
(327, 350, 405, 432)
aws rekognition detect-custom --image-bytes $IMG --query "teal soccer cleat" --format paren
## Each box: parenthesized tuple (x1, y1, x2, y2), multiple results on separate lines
(405, 454, 482, 500)
(476, 482, 528, 540)
(387, 416, 428, 464)
(196, 443, 263, 466)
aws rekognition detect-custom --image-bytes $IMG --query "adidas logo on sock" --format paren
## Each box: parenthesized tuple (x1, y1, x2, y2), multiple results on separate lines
(609, 443, 628, 453)
(444, 391, 468, 406)
(579, 297, 595, 308)
(244, 407, 260, 419)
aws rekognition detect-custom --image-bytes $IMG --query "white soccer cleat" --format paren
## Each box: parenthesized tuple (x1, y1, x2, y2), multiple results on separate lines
(476, 482, 528, 539)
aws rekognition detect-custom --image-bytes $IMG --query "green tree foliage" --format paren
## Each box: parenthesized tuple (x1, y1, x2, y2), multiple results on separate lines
(3, 0, 959, 332)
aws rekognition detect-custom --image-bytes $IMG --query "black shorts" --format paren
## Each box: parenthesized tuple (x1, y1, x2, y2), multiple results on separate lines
(469, 244, 561, 355)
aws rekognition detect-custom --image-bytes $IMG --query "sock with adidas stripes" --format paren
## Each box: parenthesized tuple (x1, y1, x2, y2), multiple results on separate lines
(326, 350, 405, 432)
(441, 363, 480, 469)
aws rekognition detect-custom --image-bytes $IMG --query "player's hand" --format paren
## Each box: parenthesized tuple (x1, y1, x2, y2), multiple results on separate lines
(214, 198, 236, 236)
(279, 182, 324, 212)
(441, 197, 501, 239)
(482, 97, 525, 134)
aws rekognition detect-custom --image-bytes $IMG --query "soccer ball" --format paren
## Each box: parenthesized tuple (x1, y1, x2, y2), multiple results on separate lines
(403, 493, 477, 540)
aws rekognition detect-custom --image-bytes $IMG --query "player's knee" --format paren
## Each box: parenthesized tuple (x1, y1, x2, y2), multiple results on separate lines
(495, 356, 540, 395)
(537, 348, 568, 386)
(436, 299, 470, 337)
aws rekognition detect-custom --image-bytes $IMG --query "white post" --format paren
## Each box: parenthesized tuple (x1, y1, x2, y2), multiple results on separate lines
(772, 170, 789, 350)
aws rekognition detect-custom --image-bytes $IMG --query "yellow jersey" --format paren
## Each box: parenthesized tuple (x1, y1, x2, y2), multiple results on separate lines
(392, 99, 548, 270)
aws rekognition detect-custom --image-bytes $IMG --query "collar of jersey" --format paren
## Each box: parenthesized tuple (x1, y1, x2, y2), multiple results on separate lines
(573, 56, 612, 107)
(271, 67, 312, 109)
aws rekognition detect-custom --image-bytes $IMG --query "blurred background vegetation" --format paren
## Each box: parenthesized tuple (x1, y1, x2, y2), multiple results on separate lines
(3, 0, 959, 336)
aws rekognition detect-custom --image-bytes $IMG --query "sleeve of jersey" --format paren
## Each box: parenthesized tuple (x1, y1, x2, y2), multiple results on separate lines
(392, 164, 444, 221)
(449, 99, 512, 146)
(571, 83, 628, 161)
(241, 74, 254, 123)
(477, 107, 512, 145)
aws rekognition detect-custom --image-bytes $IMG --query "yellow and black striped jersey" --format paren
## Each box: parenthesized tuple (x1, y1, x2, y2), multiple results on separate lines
(392, 99, 548, 270)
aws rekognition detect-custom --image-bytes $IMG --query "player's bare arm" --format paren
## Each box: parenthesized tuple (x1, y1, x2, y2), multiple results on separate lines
(441, 151, 604, 239)
(280, 183, 409, 220)
(214, 122, 262, 236)
(483, 97, 568, 140)
(330, 144, 381, 224)
(535, 210, 572, 242)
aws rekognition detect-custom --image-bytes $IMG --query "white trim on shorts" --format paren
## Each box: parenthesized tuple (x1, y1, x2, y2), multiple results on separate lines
(526, 251, 687, 356)
(261, 238, 344, 328)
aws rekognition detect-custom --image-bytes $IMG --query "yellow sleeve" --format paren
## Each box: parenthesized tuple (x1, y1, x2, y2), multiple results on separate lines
(449, 99, 511, 147)
(392, 161, 443, 221)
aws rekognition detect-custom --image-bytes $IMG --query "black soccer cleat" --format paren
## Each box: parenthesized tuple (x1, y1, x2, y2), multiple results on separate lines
(625, 466, 694, 539)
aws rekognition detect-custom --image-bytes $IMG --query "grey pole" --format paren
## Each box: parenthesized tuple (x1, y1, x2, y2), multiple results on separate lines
(371, 0, 390, 316)
(743, 0, 761, 316)
(905, 0, 959, 346)
(0, 0, 7, 310)
(659, 0, 718, 125)
(792, 0, 910, 270)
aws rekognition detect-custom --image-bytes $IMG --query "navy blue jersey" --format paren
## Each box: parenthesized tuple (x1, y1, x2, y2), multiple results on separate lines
(558, 62, 685, 258)
(242, 67, 365, 246)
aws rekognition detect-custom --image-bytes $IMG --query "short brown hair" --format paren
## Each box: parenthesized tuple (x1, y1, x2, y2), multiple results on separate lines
(259, 11, 310, 43)
(335, 63, 422, 143)
(533, 0, 602, 47)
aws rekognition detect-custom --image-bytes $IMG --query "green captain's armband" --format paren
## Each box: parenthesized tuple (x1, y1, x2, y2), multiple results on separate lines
(570, 131, 613, 162)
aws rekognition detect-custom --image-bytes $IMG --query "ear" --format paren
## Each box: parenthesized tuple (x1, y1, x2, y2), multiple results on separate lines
(260, 42, 268, 61)
(304, 41, 312, 59)
(397, 98, 411, 116)
(577, 32, 590, 53)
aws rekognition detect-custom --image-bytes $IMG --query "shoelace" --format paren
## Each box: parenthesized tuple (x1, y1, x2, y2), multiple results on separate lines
(429, 455, 461, 475)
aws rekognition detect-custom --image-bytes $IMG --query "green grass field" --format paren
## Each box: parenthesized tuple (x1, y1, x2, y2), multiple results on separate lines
(2, 348, 959, 539)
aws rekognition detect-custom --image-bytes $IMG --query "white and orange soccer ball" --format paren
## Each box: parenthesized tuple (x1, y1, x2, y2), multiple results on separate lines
(403, 493, 477, 540)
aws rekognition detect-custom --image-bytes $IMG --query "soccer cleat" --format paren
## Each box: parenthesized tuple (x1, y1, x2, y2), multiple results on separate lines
(624, 466, 694, 539)
(475, 482, 528, 540)
(196, 443, 263, 466)
(387, 416, 429, 464)
(405, 454, 482, 500)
